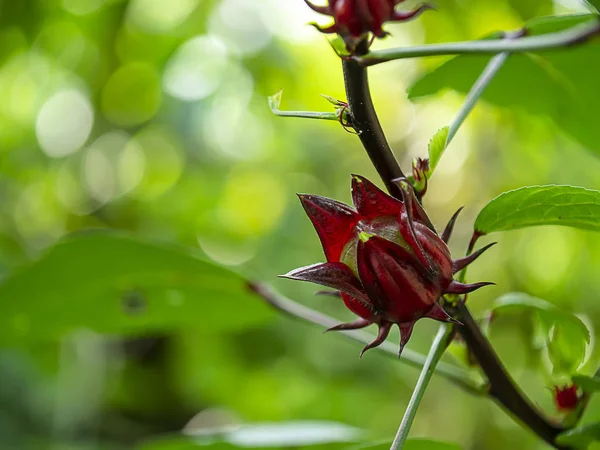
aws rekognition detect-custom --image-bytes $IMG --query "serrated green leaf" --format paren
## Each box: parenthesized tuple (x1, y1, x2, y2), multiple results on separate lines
(572, 375, 600, 393)
(352, 439, 461, 450)
(556, 422, 600, 448)
(474, 185, 600, 235)
(0, 231, 273, 343)
(492, 293, 590, 375)
(408, 14, 600, 153)
(427, 126, 449, 174)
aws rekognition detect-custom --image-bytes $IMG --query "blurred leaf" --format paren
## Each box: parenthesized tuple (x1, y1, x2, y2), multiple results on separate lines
(492, 293, 590, 375)
(585, 1, 600, 13)
(492, 293, 590, 342)
(139, 421, 363, 449)
(548, 323, 589, 375)
(473, 185, 600, 235)
(0, 231, 273, 343)
(556, 422, 600, 448)
(427, 126, 449, 175)
(572, 374, 600, 393)
(352, 439, 462, 450)
(408, 14, 600, 153)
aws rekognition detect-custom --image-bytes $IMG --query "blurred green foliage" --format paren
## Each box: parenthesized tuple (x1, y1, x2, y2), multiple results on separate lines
(2, 0, 600, 449)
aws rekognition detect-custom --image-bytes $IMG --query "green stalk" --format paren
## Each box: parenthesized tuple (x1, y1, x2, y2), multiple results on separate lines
(390, 325, 453, 450)
(249, 283, 484, 395)
(357, 19, 600, 66)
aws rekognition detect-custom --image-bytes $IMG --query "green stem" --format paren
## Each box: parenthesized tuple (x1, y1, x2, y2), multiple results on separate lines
(356, 19, 600, 66)
(447, 48, 512, 144)
(390, 325, 453, 450)
(432, 30, 520, 178)
(249, 283, 484, 395)
(270, 111, 340, 121)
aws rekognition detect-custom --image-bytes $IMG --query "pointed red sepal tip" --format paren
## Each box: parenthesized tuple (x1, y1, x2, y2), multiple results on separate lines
(445, 281, 495, 295)
(279, 262, 369, 303)
(324, 318, 372, 334)
(398, 321, 416, 357)
(351, 174, 402, 219)
(304, 0, 333, 15)
(360, 322, 392, 358)
(297, 193, 359, 262)
(452, 242, 497, 274)
(441, 207, 464, 244)
(426, 303, 462, 325)
(391, 3, 437, 22)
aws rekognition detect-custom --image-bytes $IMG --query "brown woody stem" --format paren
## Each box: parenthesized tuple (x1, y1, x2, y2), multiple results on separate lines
(342, 41, 405, 199)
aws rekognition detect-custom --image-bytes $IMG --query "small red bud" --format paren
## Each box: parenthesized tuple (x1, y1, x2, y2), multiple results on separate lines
(553, 384, 580, 411)
(281, 175, 494, 357)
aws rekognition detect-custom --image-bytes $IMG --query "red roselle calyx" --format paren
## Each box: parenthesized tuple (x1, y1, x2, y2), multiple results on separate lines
(553, 384, 580, 411)
(304, 0, 435, 52)
(281, 175, 495, 357)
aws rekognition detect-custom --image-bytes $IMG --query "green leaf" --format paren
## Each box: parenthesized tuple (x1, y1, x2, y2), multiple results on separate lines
(427, 126, 449, 175)
(584, 1, 600, 13)
(492, 293, 590, 375)
(408, 14, 600, 153)
(548, 323, 589, 375)
(353, 440, 461, 450)
(572, 375, 600, 393)
(139, 421, 363, 450)
(556, 422, 600, 448)
(0, 231, 273, 343)
(473, 185, 600, 235)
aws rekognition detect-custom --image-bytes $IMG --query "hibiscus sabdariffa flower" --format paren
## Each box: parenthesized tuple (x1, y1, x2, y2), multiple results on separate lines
(282, 175, 494, 356)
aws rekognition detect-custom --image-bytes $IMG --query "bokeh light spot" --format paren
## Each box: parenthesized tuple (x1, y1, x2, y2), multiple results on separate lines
(62, 0, 107, 15)
(36, 89, 94, 158)
(128, 126, 184, 199)
(127, 0, 200, 33)
(209, 0, 272, 56)
(101, 62, 161, 127)
(217, 170, 286, 237)
(164, 36, 228, 102)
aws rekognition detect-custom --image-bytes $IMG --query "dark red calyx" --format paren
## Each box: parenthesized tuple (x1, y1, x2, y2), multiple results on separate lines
(282, 175, 494, 357)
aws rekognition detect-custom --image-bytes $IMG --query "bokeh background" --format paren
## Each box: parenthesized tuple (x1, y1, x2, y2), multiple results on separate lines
(1, 0, 600, 449)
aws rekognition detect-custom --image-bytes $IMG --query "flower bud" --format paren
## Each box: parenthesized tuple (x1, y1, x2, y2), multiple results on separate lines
(304, 0, 434, 52)
(553, 384, 580, 411)
(281, 175, 494, 356)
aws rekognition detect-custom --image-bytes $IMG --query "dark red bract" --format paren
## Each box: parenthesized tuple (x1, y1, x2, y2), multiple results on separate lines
(304, 0, 434, 52)
(553, 384, 580, 411)
(281, 175, 494, 356)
